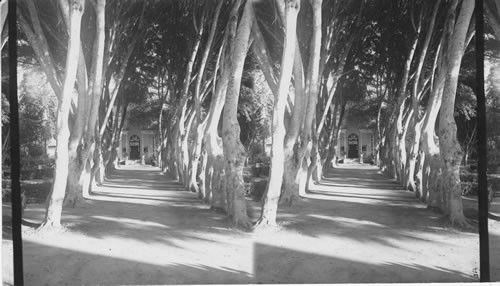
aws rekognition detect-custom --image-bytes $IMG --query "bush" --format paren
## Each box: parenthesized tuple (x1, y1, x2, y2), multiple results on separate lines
(27, 145, 45, 157)
(461, 182, 478, 196)
(2, 179, 52, 204)
(460, 172, 477, 183)
(246, 178, 268, 201)
(488, 162, 500, 174)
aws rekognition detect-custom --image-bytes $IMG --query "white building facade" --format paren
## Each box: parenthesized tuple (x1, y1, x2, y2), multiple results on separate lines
(118, 129, 156, 163)
(337, 128, 375, 161)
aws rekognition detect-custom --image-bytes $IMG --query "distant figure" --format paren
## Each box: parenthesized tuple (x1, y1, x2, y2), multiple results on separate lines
(337, 151, 345, 164)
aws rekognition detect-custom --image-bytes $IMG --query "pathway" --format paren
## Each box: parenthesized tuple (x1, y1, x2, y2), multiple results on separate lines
(12, 163, 500, 284)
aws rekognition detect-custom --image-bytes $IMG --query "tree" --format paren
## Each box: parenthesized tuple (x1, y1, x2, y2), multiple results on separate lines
(221, 0, 253, 229)
(437, 0, 474, 227)
(39, 0, 85, 229)
(187, 0, 223, 196)
(256, 0, 300, 227)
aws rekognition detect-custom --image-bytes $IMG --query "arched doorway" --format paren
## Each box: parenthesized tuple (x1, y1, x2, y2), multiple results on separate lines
(347, 133, 359, 158)
(129, 135, 140, 160)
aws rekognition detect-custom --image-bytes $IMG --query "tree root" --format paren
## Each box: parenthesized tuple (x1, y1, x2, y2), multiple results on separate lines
(253, 217, 277, 229)
(63, 197, 93, 209)
(450, 217, 475, 230)
(253, 218, 284, 234)
(231, 218, 253, 232)
(35, 220, 64, 233)
(279, 195, 302, 207)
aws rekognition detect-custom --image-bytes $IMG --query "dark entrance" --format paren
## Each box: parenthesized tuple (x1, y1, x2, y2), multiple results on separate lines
(129, 135, 140, 160)
(347, 133, 359, 158)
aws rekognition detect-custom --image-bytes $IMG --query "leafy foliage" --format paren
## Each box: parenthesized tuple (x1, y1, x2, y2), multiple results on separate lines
(17, 65, 57, 156)
(237, 62, 273, 150)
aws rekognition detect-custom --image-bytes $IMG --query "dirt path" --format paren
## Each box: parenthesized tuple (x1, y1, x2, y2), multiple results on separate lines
(6, 164, 500, 284)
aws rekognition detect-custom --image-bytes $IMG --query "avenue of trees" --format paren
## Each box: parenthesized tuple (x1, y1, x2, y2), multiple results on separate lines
(3, 0, 499, 230)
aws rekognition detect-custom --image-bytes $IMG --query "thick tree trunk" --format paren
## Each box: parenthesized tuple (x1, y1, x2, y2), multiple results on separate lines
(420, 28, 448, 207)
(221, 0, 253, 229)
(188, 2, 222, 195)
(256, 0, 299, 227)
(438, 0, 474, 227)
(64, 45, 89, 207)
(177, 16, 204, 186)
(281, 40, 306, 206)
(389, 12, 421, 182)
(406, 1, 440, 193)
(295, 0, 322, 196)
(66, 0, 106, 205)
(204, 41, 230, 211)
(39, 0, 84, 229)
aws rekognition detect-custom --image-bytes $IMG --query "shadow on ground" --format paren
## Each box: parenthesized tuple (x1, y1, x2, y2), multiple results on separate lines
(254, 242, 475, 283)
(23, 239, 252, 285)
(16, 164, 486, 284)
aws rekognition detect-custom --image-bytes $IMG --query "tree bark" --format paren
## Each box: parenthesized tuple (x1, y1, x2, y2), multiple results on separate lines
(65, 53, 89, 207)
(295, 0, 322, 195)
(205, 36, 230, 212)
(256, 0, 300, 227)
(188, 2, 223, 196)
(221, 0, 253, 229)
(392, 12, 421, 184)
(406, 0, 440, 193)
(438, 0, 474, 227)
(64, 0, 106, 206)
(281, 40, 306, 206)
(39, 0, 84, 229)
(176, 14, 204, 186)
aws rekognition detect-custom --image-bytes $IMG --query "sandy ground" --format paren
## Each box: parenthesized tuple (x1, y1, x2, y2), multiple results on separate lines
(2, 163, 500, 284)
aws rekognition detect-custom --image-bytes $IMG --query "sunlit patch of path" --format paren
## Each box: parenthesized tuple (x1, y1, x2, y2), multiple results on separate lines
(19, 163, 483, 284)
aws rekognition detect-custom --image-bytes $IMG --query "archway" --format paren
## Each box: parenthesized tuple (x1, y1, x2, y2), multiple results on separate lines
(347, 133, 359, 158)
(129, 135, 141, 160)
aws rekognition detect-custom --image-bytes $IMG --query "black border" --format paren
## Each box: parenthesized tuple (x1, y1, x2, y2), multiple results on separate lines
(4, 0, 493, 284)
(475, 0, 490, 282)
(8, 0, 24, 284)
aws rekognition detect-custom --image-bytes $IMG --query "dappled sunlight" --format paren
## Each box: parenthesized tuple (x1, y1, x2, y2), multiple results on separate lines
(17, 165, 481, 284)
(90, 215, 172, 229)
(253, 242, 476, 283)
(23, 239, 254, 285)
(307, 213, 387, 227)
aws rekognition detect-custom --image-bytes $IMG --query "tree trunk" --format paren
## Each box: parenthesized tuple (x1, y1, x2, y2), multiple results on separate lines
(204, 38, 229, 211)
(67, 0, 106, 204)
(39, 0, 84, 229)
(391, 12, 421, 182)
(188, 2, 223, 195)
(438, 0, 474, 227)
(281, 40, 306, 206)
(406, 0, 440, 193)
(420, 24, 449, 207)
(295, 0, 322, 196)
(256, 0, 299, 227)
(177, 14, 204, 186)
(221, 0, 253, 229)
(64, 44, 89, 207)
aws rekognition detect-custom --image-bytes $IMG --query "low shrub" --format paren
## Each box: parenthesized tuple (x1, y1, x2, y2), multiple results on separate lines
(246, 178, 268, 201)
(460, 172, 476, 183)
(461, 182, 478, 196)
(2, 179, 51, 204)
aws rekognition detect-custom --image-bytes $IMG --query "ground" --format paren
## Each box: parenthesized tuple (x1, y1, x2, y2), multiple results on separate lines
(3, 163, 500, 284)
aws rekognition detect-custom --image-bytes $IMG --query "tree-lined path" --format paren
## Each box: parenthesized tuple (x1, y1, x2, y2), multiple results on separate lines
(3, 0, 500, 284)
(16, 164, 494, 284)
